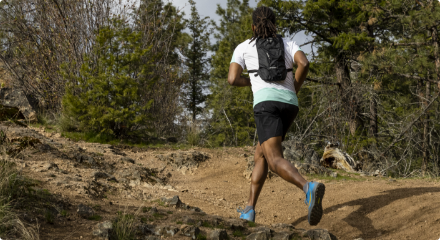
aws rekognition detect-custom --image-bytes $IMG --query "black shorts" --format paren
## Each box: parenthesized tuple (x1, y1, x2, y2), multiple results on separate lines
(254, 101, 299, 144)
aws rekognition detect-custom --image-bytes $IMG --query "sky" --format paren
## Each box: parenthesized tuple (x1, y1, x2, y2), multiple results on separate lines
(170, 0, 313, 54)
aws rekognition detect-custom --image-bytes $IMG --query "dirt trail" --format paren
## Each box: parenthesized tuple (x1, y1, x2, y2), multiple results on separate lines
(168, 148, 440, 240)
(3, 124, 440, 240)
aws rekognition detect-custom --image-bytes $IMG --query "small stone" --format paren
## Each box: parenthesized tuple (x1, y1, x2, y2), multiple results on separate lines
(182, 215, 196, 225)
(42, 162, 58, 171)
(144, 236, 161, 240)
(139, 224, 156, 235)
(225, 218, 245, 231)
(272, 232, 293, 240)
(93, 171, 109, 179)
(121, 157, 135, 164)
(150, 207, 158, 214)
(305, 229, 332, 240)
(270, 223, 294, 230)
(389, 179, 396, 182)
(330, 172, 338, 178)
(246, 231, 269, 240)
(77, 204, 94, 219)
(180, 225, 200, 239)
(208, 229, 228, 240)
(92, 220, 112, 239)
(153, 225, 179, 237)
(354, 238, 364, 240)
(107, 176, 117, 182)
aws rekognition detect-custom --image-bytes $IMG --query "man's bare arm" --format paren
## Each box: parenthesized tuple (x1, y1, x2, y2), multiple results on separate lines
(228, 63, 251, 87)
(293, 51, 309, 94)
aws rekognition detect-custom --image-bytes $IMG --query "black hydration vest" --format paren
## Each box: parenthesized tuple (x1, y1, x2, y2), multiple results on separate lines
(248, 35, 292, 82)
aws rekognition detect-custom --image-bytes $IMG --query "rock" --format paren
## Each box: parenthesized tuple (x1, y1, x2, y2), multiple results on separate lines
(295, 163, 332, 176)
(270, 223, 294, 230)
(38, 144, 52, 152)
(93, 221, 112, 239)
(330, 172, 338, 178)
(282, 140, 320, 165)
(304, 229, 332, 240)
(180, 225, 200, 239)
(208, 229, 228, 240)
(160, 195, 184, 208)
(225, 218, 245, 231)
(121, 157, 135, 164)
(182, 215, 196, 225)
(93, 171, 109, 179)
(43, 162, 58, 171)
(320, 142, 359, 172)
(156, 151, 209, 170)
(272, 232, 293, 240)
(246, 231, 269, 240)
(139, 224, 156, 235)
(144, 236, 160, 240)
(0, 88, 37, 122)
(153, 225, 179, 237)
(107, 176, 117, 182)
(150, 207, 158, 214)
(77, 204, 94, 219)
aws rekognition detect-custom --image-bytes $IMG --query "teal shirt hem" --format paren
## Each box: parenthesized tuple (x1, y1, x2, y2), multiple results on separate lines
(253, 88, 298, 107)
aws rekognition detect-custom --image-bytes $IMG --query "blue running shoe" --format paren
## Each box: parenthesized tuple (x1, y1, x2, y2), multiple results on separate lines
(304, 181, 325, 225)
(237, 207, 255, 222)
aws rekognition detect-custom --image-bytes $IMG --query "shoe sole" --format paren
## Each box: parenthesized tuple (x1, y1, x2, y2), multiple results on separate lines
(308, 183, 325, 226)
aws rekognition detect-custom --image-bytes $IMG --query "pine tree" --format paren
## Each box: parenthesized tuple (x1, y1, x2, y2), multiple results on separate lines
(181, 0, 212, 122)
(61, 18, 155, 137)
(207, 0, 255, 146)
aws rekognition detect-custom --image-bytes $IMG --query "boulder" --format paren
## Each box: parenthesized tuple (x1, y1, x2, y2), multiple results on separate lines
(295, 163, 332, 176)
(93, 221, 113, 239)
(320, 142, 359, 172)
(180, 225, 200, 239)
(156, 151, 209, 170)
(282, 140, 320, 165)
(208, 229, 228, 240)
(246, 231, 269, 240)
(153, 225, 179, 237)
(77, 204, 94, 219)
(0, 88, 37, 122)
(303, 229, 334, 240)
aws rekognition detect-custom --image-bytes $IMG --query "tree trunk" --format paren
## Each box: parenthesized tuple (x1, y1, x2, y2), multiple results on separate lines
(335, 54, 360, 135)
(422, 79, 430, 176)
(369, 96, 378, 137)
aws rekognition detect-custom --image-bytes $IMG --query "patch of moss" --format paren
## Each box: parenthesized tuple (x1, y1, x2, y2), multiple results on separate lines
(88, 215, 102, 221)
(247, 221, 256, 227)
(233, 230, 244, 237)
(196, 234, 207, 240)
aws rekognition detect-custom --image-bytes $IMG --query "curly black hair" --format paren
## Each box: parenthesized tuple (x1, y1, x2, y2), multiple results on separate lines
(249, 6, 277, 43)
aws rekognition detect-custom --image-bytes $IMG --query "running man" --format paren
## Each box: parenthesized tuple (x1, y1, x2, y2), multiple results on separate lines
(227, 6, 325, 226)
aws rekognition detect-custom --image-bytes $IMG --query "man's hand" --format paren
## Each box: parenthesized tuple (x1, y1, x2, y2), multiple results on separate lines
(228, 63, 251, 87)
(293, 51, 309, 94)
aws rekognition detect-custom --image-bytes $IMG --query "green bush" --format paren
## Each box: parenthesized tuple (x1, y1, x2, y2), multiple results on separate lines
(61, 18, 156, 138)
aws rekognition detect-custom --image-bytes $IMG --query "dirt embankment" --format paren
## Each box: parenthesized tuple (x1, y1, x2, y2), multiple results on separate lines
(1, 122, 440, 240)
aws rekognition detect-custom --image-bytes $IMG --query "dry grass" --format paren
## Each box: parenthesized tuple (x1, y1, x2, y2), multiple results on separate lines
(0, 157, 39, 240)
(111, 207, 142, 240)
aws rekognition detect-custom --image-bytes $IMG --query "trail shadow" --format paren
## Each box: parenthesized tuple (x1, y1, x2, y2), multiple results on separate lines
(291, 187, 440, 239)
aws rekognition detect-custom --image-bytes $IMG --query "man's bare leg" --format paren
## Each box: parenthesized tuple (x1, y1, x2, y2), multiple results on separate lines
(247, 142, 268, 208)
(260, 136, 307, 189)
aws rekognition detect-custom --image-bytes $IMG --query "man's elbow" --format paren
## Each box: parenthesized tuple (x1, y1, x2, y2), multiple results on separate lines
(227, 76, 236, 86)
(299, 60, 309, 69)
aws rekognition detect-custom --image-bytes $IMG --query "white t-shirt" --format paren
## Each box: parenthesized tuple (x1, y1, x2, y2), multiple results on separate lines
(230, 38, 302, 107)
